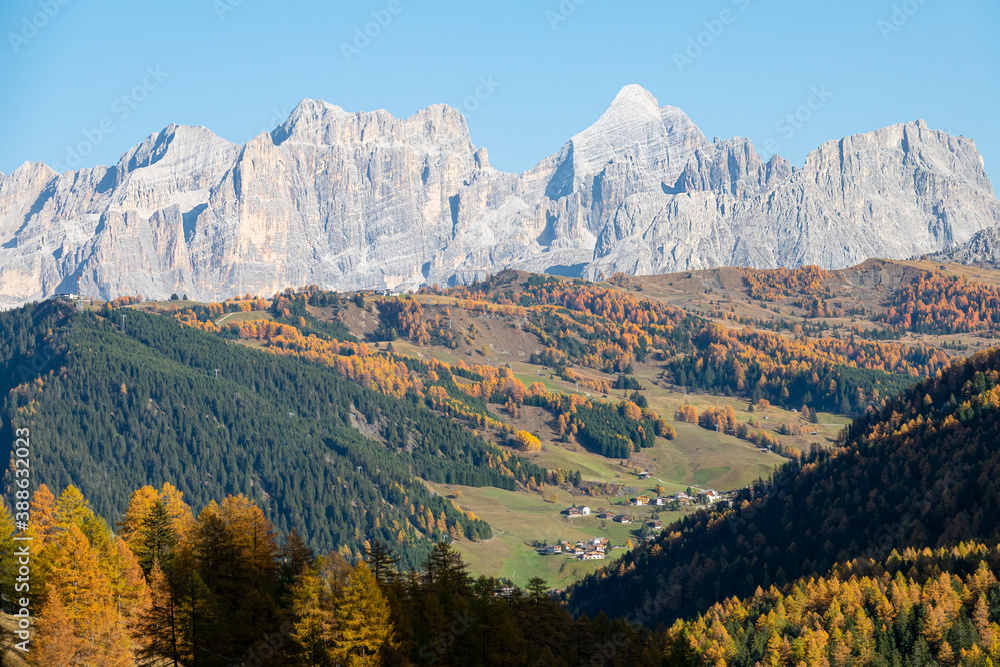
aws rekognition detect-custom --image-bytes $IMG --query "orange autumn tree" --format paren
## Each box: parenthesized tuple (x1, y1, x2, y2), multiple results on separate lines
(514, 430, 542, 452)
(31, 488, 150, 666)
(119, 483, 195, 573)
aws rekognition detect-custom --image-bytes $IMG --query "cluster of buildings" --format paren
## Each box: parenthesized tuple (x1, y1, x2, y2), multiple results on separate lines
(567, 506, 660, 528)
(628, 489, 725, 507)
(543, 537, 609, 560)
(564, 504, 664, 530)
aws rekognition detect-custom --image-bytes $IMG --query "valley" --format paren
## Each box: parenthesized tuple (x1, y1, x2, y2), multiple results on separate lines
(8, 257, 1000, 665)
(113, 257, 996, 589)
(10, 4, 1000, 663)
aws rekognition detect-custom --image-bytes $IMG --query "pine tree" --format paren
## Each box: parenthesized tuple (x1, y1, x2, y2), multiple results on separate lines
(362, 538, 400, 585)
(54, 485, 90, 528)
(137, 562, 184, 667)
(177, 570, 215, 666)
(54, 484, 110, 552)
(280, 527, 314, 582)
(424, 542, 470, 597)
(136, 499, 178, 575)
(159, 483, 195, 547)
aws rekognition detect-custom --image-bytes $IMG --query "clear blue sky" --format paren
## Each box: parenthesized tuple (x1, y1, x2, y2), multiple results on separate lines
(1, 0, 998, 186)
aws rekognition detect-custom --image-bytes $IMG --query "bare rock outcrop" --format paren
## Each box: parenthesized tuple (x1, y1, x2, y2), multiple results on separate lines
(0, 85, 996, 306)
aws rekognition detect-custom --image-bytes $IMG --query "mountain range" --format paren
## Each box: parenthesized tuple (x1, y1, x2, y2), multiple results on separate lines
(1, 84, 998, 306)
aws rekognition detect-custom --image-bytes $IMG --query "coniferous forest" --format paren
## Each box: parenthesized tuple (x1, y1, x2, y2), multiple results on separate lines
(567, 346, 1000, 629)
(4, 288, 1000, 665)
(0, 480, 666, 665)
(1, 306, 546, 570)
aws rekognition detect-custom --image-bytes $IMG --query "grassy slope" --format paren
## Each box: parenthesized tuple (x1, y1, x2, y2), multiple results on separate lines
(124, 264, 951, 588)
(425, 482, 690, 590)
(319, 290, 855, 586)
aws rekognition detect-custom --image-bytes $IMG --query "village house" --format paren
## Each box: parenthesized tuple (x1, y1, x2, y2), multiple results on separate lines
(566, 505, 591, 517)
(545, 544, 562, 555)
(647, 519, 663, 531)
(699, 489, 721, 503)
(596, 511, 615, 520)
(581, 550, 605, 560)
(630, 496, 650, 506)
(615, 515, 633, 524)
(653, 496, 668, 506)
(638, 471, 651, 479)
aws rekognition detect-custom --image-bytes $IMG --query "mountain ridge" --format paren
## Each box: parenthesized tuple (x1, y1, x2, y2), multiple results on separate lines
(1, 85, 997, 306)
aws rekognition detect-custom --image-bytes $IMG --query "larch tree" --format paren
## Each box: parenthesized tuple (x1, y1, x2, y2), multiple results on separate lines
(35, 523, 134, 666)
(118, 485, 159, 548)
(0, 505, 16, 602)
(27, 483, 57, 549)
(29, 589, 79, 667)
(330, 562, 395, 666)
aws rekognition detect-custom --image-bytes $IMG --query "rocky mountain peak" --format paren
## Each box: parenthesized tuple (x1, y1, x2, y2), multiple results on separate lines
(0, 91, 996, 307)
(541, 85, 710, 203)
(7, 161, 57, 184)
(604, 84, 661, 119)
(271, 99, 474, 155)
(119, 124, 236, 174)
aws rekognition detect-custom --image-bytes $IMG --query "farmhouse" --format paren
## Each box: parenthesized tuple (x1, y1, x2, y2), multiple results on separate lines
(615, 515, 634, 524)
(647, 519, 663, 531)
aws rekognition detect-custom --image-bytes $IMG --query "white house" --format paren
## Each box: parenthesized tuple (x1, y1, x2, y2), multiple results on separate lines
(699, 489, 721, 502)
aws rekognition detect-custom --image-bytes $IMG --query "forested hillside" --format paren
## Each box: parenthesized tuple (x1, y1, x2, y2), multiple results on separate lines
(6, 482, 665, 666)
(445, 271, 950, 414)
(0, 306, 547, 567)
(567, 346, 1000, 626)
(662, 542, 1000, 666)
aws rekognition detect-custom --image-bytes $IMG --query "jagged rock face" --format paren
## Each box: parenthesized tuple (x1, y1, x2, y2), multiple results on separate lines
(587, 120, 1000, 279)
(931, 226, 1000, 268)
(0, 85, 997, 306)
